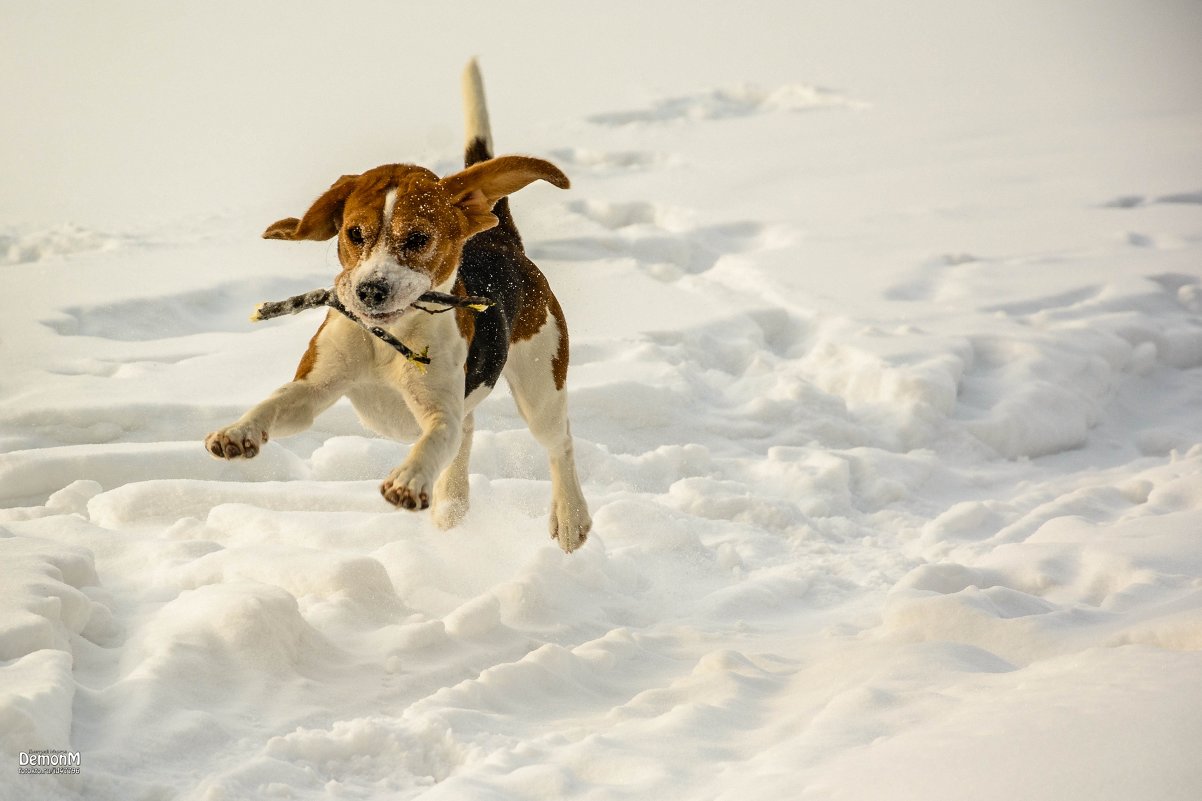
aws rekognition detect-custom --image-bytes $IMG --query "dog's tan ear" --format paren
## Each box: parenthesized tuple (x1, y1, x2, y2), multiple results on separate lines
(263, 174, 360, 241)
(440, 156, 569, 235)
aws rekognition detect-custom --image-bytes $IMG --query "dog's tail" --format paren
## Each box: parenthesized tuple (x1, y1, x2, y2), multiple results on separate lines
(462, 58, 520, 239)
(463, 58, 494, 167)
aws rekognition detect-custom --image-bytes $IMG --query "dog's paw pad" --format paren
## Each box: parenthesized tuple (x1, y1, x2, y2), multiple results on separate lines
(381, 467, 433, 511)
(205, 426, 267, 460)
(550, 505, 592, 554)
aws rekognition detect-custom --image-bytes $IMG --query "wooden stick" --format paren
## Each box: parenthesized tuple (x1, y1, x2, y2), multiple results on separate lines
(250, 288, 493, 370)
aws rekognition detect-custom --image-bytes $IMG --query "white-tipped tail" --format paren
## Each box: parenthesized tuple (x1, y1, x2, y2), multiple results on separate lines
(462, 58, 493, 157)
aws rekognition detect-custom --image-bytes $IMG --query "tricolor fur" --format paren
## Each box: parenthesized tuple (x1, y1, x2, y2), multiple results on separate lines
(205, 60, 591, 552)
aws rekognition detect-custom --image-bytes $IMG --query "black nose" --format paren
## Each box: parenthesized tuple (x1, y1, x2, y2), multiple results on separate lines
(356, 279, 390, 308)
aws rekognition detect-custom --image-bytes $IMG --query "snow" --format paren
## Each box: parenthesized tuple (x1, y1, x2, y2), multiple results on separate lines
(3, 1, 1202, 799)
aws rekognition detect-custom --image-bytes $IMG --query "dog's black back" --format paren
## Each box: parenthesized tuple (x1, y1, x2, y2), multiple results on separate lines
(458, 136, 538, 398)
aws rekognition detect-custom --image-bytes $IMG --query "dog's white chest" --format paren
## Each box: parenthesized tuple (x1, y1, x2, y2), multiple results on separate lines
(346, 378, 423, 441)
(344, 312, 478, 442)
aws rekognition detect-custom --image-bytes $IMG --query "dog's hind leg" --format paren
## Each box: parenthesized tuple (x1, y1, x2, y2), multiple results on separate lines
(432, 412, 474, 529)
(504, 310, 591, 553)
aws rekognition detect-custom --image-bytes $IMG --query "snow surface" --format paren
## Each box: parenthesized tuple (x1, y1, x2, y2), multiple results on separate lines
(3, 1, 1202, 799)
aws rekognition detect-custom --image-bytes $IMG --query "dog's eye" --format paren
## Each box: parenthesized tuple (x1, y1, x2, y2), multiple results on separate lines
(346, 225, 364, 246)
(402, 230, 430, 252)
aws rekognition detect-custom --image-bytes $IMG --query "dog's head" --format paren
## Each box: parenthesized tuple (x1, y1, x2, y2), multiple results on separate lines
(263, 157, 568, 323)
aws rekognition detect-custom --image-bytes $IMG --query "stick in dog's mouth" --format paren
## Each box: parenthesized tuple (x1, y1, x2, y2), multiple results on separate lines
(251, 288, 493, 371)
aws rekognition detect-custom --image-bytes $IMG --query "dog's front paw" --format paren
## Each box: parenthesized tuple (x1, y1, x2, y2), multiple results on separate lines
(381, 464, 434, 511)
(550, 502, 591, 554)
(205, 424, 268, 459)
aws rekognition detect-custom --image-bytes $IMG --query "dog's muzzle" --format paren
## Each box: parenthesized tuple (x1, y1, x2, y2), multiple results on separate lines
(356, 279, 391, 309)
(345, 264, 432, 321)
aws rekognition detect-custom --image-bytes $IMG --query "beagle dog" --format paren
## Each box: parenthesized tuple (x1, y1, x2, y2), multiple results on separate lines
(205, 61, 591, 553)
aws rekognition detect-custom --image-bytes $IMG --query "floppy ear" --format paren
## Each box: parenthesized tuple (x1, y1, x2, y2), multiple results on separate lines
(440, 156, 569, 235)
(262, 174, 360, 241)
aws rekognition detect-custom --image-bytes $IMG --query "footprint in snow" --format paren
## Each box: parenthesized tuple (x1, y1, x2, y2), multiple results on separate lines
(588, 82, 865, 126)
(1122, 230, 1189, 250)
(43, 275, 329, 341)
(531, 200, 790, 281)
(549, 147, 676, 174)
(1150, 272, 1202, 313)
(982, 285, 1102, 317)
(565, 199, 667, 230)
(1101, 190, 1202, 209)
(1, 223, 136, 265)
(884, 254, 982, 303)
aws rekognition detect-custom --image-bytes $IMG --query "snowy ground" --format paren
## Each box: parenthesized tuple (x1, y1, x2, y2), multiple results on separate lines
(3, 2, 1202, 799)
